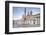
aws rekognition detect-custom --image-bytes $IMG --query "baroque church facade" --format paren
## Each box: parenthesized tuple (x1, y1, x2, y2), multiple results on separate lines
(20, 8, 40, 25)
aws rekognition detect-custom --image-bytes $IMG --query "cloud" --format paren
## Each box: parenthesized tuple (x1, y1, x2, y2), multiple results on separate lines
(32, 12, 40, 15)
(13, 16, 22, 20)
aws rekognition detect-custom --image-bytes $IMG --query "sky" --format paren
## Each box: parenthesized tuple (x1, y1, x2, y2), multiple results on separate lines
(13, 7, 40, 20)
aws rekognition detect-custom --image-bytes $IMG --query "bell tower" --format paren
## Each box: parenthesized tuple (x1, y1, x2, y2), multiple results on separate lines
(27, 11, 29, 16)
(24, 8, 26, 16)
(30, 10, 32, 16)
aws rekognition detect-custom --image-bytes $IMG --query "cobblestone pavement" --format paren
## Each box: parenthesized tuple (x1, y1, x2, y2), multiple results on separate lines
(13, 23, 40, 28)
